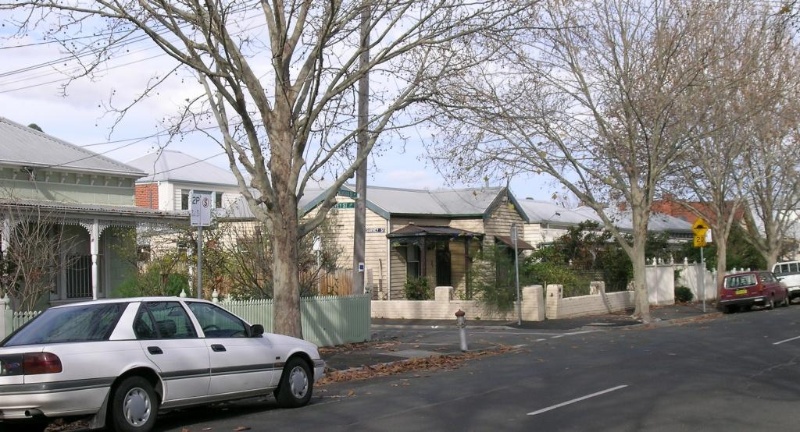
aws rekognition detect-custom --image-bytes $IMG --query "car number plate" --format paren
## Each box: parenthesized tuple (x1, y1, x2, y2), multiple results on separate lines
(735, 289, 747, 295)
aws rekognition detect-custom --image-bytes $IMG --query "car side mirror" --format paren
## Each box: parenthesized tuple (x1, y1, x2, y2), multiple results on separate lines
(251, 324, 265, 337)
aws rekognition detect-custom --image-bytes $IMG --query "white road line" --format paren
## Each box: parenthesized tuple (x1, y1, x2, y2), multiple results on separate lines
(773, 335, 800, 345)
(527, 385, 629, 416)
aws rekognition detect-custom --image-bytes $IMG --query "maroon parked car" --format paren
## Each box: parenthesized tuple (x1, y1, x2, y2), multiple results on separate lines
(718, 270, 789, 313)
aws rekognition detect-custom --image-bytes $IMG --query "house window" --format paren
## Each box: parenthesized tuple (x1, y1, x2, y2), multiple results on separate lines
(137, 245, 151, 262)
(406, 245, 421, 278)
(181, 190, 189, 210)
(181, 190, 223, 210)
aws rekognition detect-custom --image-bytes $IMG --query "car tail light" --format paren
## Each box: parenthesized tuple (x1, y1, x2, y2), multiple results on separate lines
(23, 353, 62, 375)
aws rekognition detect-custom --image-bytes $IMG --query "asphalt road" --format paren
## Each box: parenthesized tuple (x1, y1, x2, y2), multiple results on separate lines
(145, 306, 800, 432)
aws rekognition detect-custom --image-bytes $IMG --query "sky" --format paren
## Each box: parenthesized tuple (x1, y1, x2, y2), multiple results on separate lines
(0, 12, 560, 204)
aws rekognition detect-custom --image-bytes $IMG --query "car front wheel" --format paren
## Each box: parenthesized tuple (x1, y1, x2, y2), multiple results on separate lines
(767, 297, 775, 310)
(109, 376, 158, 432)
(274, 357, 313, 408)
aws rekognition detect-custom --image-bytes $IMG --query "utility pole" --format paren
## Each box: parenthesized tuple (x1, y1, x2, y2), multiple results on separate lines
(353, 1, 370, 296)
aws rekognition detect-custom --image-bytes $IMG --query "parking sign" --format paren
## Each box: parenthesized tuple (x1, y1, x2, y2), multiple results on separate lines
(190, 191, 212, 227)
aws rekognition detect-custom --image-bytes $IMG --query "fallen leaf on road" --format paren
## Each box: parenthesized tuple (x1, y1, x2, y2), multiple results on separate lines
(317, 346, 515, 385)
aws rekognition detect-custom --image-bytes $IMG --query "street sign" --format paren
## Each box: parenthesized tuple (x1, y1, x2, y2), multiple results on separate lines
(190, 192, 212, 227)
(693, 235, 707, 248)
(692, 218, 708, 236)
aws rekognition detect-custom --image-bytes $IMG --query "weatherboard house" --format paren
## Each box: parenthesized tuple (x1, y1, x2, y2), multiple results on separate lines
(0, 116, 184, 308)
(297, 185, 533, 300)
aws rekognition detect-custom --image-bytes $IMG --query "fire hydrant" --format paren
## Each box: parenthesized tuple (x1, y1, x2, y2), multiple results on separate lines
(455, 309, 468, 352)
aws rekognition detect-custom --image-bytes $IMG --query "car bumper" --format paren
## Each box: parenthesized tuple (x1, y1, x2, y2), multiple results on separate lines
(788, 286, 800, 298)
(717, 296, 767, 308)
(0, 386, 107, 420)
(313, 359, 326, 382)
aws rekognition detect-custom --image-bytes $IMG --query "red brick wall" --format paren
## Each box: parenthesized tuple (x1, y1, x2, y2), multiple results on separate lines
(135, 184, 159, 209)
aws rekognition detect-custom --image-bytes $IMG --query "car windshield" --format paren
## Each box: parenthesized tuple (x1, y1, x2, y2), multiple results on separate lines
(1, 303, 127, 347)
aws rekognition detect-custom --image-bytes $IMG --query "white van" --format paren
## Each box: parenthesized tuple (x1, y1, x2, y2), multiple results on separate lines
(773, 261, 800, 302)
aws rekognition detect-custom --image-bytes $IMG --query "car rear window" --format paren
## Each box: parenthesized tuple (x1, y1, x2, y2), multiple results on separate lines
(774, 262, 800, 275)
(725, 274, 756, 288)
(1, 303, 127, 347)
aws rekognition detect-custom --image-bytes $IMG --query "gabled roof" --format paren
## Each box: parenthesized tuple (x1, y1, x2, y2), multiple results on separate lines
(0, 117, 144, 177)
(302, 185, 514, 219)
(518, 199, 599, 225)
(127, 150, 238, 187)
(572, 206, 692, 233)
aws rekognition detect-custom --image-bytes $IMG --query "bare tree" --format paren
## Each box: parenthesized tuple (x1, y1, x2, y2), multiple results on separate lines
(221, 215, 342, 300)
(738, 83, 800, 267)
(0, 204, 79, 311)
(664, 5, 795, 288)
(423, 0, 762, 322)
(0, 1, 529, 337)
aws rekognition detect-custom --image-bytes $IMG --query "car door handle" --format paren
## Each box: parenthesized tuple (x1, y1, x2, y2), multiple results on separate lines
(147, 346, 163, 355)
(211, 344, 226, 352)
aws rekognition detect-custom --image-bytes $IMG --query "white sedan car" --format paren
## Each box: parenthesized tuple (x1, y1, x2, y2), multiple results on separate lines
(0, 297, 325, 432)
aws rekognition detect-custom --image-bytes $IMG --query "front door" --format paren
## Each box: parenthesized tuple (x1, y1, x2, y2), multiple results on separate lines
(436, 247, 451, 286)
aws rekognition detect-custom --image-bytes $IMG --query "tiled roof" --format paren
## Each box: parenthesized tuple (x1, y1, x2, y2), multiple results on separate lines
(127, 150, 238, 186)
(0, 117, 144, 177)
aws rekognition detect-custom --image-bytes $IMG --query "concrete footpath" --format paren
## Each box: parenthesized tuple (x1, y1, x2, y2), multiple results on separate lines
(319, 303, 721, 373)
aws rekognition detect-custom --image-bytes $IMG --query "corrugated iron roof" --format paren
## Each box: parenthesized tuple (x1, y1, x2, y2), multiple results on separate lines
(518, 199, 599, 225)
(0, 197, 186, 220)
(127, 150, 238, 186)
(343, 185, 505, 218)
(0, 117, 145, 177)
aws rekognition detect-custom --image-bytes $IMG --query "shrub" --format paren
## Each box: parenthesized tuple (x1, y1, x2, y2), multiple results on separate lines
(675, 286, 694, 303)
(467, 245, 518, 312)
(115, 266, 188, 298)
(404, 277, 432, 300)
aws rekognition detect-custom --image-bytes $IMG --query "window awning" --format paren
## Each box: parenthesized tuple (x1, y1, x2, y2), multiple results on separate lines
(495, 235, 534, 250)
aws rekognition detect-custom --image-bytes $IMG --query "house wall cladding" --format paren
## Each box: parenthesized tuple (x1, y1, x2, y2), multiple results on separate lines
(484, 198, 526, 248)
(326, 204, 388, 295)
(0, 167, 136, 206)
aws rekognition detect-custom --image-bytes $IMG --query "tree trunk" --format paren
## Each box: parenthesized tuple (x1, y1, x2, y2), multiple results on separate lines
(715, 239, 727, 300)
(269, 113, 303, 338)
(271, 203, 302, 338)
(630, 199, 652, 324)
(631, 236, 651, 323)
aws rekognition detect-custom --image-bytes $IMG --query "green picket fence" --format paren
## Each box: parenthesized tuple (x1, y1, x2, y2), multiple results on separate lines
(218, 294, 372, 347)
(1, 294, 371, 347)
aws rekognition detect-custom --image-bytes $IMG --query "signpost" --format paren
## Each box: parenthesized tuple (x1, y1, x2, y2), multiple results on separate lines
(511, 223, 521, 326)
(190, 191, 212, 299)
(692, 218, 710, 312)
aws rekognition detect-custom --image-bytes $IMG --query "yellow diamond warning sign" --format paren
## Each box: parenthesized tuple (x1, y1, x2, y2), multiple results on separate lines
(692, 218, 708, 236)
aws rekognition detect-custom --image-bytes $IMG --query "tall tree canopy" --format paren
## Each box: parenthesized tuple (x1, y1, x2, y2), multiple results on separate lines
(423, 0, 783, 322)
(0, 0, 530, 337)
